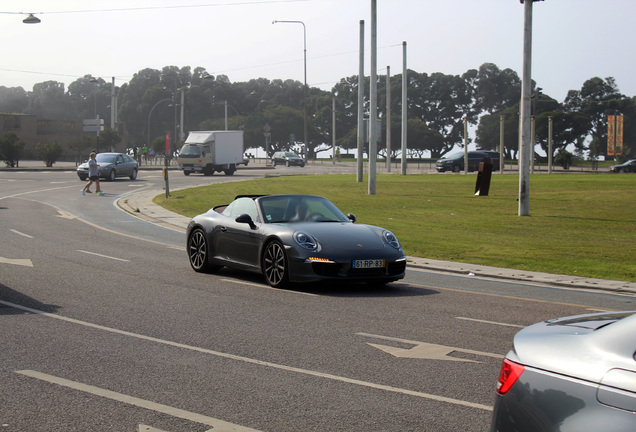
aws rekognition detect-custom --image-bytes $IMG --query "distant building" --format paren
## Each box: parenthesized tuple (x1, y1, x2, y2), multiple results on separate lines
(0, 113, 127, 159)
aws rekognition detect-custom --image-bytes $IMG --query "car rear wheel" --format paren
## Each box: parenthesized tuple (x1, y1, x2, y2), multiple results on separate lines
(108, 169, 116, 181)
(188, 228, 220, 273)
(130, 169, 137, 180)
(262, 240, 289, 288)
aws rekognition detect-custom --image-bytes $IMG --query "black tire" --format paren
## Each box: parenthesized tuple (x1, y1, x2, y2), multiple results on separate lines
(187, 228, 219, 273)
(262, 240, 289, 288)
(108, 169, 116, 181)
(130, 169, 138, 180)
(203, 165, 214, 176)
(224, 169, 235, 176)
(184, 171, 191, 176)
(452, 164, 461, 173)
(79, 176, 87, 181)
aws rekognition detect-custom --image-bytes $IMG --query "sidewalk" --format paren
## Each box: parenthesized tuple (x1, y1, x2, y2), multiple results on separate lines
(118, 189, 636, 296)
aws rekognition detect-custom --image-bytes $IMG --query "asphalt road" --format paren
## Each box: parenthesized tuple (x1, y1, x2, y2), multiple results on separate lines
(1, 167, 635, 431)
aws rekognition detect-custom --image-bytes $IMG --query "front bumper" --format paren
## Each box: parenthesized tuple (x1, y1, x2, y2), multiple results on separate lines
(287, 256, 407, 283)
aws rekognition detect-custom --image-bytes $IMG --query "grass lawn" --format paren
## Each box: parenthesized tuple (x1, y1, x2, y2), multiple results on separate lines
(154, 173, 636, 282)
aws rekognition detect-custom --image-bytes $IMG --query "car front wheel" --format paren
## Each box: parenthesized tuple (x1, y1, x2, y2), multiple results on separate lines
(108, 169, 116, 181)
(262, 240, 289, 288)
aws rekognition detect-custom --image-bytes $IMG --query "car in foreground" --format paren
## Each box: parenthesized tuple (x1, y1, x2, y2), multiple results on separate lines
(77, 152, 138, 181)
(271, 151, 305, 167)
(488, 310, 636, 432)
(435, 151, 490, 172)
(186, 194, 407, 288)
(610, 159, 636, 173)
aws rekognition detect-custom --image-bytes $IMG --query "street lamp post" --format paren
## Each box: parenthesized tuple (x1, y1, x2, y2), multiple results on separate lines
(147, 97, 171, 156)
(272, 20, 308, 159)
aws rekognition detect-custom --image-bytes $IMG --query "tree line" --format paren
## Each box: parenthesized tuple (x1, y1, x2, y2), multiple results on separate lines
(1, 62, 634, 162)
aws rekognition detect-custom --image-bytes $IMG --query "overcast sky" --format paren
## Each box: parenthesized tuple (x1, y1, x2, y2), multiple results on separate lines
(1, 0, 635, 104)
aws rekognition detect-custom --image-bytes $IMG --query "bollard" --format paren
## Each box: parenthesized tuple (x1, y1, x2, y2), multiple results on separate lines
(474, 158, 493, 196)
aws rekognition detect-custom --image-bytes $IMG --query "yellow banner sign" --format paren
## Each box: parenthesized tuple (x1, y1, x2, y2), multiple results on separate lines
(608, 115, 615, 156)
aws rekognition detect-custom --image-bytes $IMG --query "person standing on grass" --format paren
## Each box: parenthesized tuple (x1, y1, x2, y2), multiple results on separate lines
(81, 152, 104, 196)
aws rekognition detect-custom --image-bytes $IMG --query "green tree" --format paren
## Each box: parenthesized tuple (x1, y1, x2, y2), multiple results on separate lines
(0, 131, 25, 167)
(99, 128, 122, 152)
(68, 135, 94, 164)
(33, 142, 64, 167)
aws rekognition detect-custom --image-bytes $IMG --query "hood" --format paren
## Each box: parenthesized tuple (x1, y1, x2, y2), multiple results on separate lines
(295, 222, 401, 255)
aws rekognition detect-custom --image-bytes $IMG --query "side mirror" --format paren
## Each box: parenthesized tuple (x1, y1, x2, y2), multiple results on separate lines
(347, 213, 356, 223)
(236, 213, 257, 229)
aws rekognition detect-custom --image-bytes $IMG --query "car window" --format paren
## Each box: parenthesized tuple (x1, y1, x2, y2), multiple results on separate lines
(259, 195, 349, 223)
(223, 197, 259, 221)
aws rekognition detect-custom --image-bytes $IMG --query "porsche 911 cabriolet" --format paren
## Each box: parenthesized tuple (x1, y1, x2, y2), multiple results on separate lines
(186, 194, 407, 288)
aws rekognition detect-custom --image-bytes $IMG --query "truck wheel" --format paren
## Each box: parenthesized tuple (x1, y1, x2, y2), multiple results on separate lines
(203, 166, 214, 176)
(184, 171, 191, 176)
(224, 169, 235, 176)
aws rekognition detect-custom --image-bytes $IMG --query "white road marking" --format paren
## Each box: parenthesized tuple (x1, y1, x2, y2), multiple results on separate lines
(10, 229, 34, 238)
(455, 316, 525, 328)
(16, 370, 261, 432)
(357, 332, 504, 362)
(56, 210, 76, 219)
(0, 256, 33, 267)
(0, 300, 492, 411)
(77, 250, 130, 262)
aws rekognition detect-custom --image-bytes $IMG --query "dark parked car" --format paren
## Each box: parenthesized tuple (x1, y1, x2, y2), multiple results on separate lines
(435, 151, 490, 172)
(482, 151, 502, 170)
(77, 152, 138, 181)
(488, 311, 636, 432)
(271, 151, 305, 167)
(610, 159, 636, 173)
(186, 194, 406, 288)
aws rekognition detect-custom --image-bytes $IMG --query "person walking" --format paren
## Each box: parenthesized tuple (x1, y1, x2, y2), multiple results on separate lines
(81, 152, 105, 195)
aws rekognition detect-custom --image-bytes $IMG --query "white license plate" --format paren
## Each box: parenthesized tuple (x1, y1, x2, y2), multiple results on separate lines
(352, 259, 385, 269)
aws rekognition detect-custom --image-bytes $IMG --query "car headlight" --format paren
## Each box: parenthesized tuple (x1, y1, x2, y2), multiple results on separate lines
(294, 232, 318, 250)
(383, 230, 401, 249)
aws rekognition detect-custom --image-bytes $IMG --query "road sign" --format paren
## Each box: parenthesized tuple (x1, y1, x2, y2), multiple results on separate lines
(83, 125, 104, 132)
(83, 118, 104, 126)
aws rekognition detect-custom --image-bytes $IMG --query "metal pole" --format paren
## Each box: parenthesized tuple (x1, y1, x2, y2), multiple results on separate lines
(179, 89, 185, 141)
(463, 117, 468, 174)
(499, 115, 505, 174)
(548, 116, 553, 174)
(357, 20, 365, 182)
(272, 20, 308, 156)
(332, 96, 336, 164)
(518, 0, 535, 216)
(401, 41, 407, 175)
(224, 101, 229, 131)
(368, 0, 377, 195)
(110, 77, 115, 131)
(386, 65, 391, 172)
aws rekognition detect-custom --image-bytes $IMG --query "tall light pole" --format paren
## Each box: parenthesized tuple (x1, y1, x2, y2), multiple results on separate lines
(518, 0, 543, 216)
(272, 20, 308, 159)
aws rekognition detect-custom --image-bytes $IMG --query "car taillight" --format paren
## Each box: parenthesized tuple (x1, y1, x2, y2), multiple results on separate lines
(496, 358, 525, 395)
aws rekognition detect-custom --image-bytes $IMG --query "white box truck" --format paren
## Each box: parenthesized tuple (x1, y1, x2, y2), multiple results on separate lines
(177, 130, 245, 176)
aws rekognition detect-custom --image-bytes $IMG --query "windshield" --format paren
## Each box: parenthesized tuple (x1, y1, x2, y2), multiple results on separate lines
(96, 154, 116, 164)
(180, 145, 201, 157)
(259, 195, 350, 223)
(285, 152, 300, 158)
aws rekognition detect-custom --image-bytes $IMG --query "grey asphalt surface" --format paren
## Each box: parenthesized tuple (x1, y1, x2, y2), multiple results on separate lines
(7, 160, 636, 295)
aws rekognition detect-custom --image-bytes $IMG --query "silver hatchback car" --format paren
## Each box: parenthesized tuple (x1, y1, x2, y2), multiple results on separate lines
(488, 311, 636, 432)
(77, 152, 139, 181)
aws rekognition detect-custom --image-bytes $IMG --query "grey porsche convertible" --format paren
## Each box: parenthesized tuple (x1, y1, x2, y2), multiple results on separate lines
(186, 194, 407, 288)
